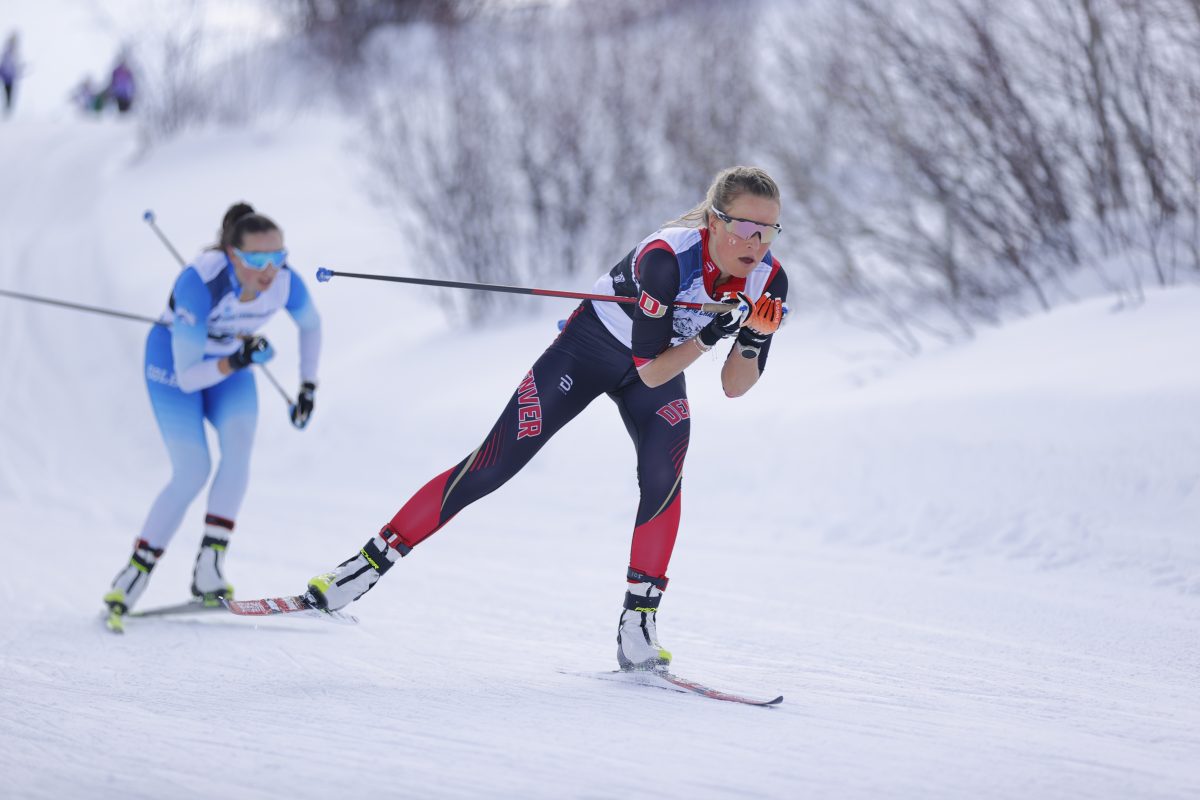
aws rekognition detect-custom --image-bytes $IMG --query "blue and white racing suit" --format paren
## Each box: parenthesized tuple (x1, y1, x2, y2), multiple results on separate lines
(139, 250, 321, 548)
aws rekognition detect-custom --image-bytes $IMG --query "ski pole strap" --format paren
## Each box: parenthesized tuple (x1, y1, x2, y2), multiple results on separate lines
(626, 567, 668, 591)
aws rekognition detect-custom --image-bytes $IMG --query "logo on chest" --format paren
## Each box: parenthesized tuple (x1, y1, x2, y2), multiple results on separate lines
(672, 309, 708, 342)
(211, 297, 274, 335)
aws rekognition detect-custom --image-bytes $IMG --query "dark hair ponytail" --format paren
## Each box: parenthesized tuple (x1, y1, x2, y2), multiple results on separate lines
(217, 201, 280, 250)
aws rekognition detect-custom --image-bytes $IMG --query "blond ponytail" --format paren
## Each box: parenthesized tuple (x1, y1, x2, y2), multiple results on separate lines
(666, 166, 780, 229)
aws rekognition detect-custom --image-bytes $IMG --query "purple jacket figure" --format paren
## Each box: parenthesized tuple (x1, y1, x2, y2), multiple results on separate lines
(110, 61, 135, 113)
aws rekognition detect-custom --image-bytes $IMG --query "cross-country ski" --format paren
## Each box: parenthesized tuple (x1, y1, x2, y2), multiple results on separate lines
(222, 595, 358, 625)
(127, 599, 225, 618)
(567, 670, 783, 707)
(104, 596, 353, 632)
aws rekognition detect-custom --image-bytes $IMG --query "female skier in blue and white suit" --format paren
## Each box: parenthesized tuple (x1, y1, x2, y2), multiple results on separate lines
(103, 203, 321, 627)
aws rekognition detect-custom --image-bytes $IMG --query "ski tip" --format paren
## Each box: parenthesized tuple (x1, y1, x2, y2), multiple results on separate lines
(315, 267, 334, 283)
(655, 672, 784, 707)
(105, 612, 125, 634)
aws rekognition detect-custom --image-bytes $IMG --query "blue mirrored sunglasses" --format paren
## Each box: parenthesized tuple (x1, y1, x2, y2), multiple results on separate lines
(234, 247, 287, 271)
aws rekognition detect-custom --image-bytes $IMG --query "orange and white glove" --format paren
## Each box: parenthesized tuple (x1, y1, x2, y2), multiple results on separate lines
(736, 293, 786, 358)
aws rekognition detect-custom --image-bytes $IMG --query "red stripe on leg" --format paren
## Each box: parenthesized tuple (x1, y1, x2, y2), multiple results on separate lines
(386, 466, 457, 549)
(629, 492, 681, 581)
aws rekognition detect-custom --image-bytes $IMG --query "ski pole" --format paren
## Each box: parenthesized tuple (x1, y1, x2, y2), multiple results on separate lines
(314, 268, 737, 314)
(255, 358, 292, 404)
(1, 288, 301, 403)
(142, 209, 292, 407)
(142, 210, 188, 268)
(0, 287, 162, 325)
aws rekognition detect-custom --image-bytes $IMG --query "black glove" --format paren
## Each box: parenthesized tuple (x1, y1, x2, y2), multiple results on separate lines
(698, 292, 753, 348)
(228, 335, 275, 371)
(290, 381, 316, 430)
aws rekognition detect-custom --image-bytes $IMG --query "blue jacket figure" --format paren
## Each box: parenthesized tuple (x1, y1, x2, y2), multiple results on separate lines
(1, 32, 22, 115)
(103, 203, 322, 631)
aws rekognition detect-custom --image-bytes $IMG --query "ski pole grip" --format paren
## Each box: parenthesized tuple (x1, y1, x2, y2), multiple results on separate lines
(699, 301, 740, 314)
(143, 210, 155, 223)
(316, 268, 335, 283)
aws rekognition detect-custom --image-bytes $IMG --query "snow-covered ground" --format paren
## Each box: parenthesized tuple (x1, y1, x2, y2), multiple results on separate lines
(2, 4, 1199, 799)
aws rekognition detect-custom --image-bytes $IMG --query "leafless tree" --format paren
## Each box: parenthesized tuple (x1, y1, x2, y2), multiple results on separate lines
(362, 0, 760, 319)
(769, 0, 1200, 346)
(275, 0, 484, 62)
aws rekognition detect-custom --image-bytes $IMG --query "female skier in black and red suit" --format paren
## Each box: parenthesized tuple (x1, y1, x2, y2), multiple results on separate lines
(307, 166, 788, 671)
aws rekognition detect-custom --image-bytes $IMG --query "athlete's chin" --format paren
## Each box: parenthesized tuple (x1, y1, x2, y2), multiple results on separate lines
(256, 277, 275, 291)
(728, 262, 756, 279)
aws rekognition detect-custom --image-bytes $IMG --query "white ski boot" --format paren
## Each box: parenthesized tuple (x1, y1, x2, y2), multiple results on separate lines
(103, 539, 164, 632)
(307, 527, 405, 611)
(191, 516, 235, 605)
(617, 571, 672, 671)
